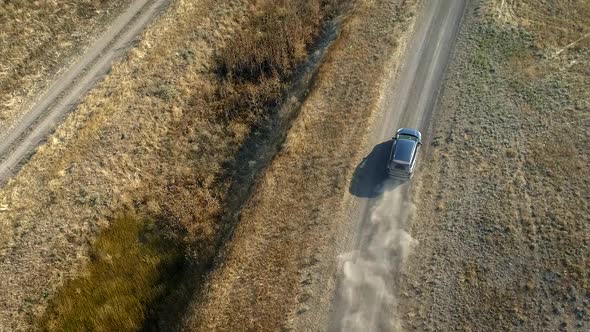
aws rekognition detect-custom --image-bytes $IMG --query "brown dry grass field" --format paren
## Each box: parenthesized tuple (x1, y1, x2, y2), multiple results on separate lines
(183, 0, 419, 329)
(2, 0, 586, 330)
(0, 0, 347, 330)
(400, 0, 589, 330)
(0, 0, 131, 135)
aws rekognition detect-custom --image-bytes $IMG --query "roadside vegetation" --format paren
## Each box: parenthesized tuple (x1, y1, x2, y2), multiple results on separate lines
(400, 0, 589, 330)
(215, 0, 337, 122)
(0, 0, 130, 134)
(40, 216, 184, 331)
(184, 0, 419, 329)
(147, 0, 345, 270)
(0, 0, 345, 329)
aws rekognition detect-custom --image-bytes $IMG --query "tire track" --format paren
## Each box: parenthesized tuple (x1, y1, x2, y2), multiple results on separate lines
(0, 0, 171, 185)
(331, 1, 467, 330)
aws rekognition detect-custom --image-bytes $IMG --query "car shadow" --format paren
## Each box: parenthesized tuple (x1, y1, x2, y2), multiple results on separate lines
(349, 140, 403, 198)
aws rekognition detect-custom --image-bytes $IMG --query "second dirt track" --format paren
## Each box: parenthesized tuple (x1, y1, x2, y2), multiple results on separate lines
(0, 0, 171, 184)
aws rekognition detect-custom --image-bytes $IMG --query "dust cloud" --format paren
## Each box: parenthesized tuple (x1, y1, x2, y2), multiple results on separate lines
(338, 181, 416, 331)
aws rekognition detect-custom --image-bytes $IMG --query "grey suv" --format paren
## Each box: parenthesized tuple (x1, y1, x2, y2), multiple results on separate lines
(386, 128, 422, 180)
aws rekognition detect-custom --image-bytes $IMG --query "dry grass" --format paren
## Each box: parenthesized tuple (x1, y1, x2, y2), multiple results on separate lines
(490, 0, 590, 51)
(49, 0, 344, 326)
(150, 0, 345, 262)
(0, 0, 347, 329)
(1, 0, 248, 328)
(183, 0, 419, 329)
(215, 0, 339, 121)
(0, 0, 130, 134)
(40, 215, 184, 331)
(399, 0, 590, 330)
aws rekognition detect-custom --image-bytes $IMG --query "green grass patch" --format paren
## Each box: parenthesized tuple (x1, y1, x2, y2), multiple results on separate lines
(40, 216, 185, 331)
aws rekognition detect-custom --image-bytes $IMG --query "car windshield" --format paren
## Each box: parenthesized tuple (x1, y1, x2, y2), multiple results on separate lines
(392, 139, 415, 162)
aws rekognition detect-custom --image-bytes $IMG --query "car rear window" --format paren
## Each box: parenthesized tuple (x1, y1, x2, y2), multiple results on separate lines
(398, 134, 418, 142)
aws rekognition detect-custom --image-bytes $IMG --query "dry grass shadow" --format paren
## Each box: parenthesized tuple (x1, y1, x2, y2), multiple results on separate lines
(39, 215, 185, 331)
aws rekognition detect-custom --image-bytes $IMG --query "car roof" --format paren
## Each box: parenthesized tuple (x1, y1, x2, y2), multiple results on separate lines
(393, 139, 416, 163)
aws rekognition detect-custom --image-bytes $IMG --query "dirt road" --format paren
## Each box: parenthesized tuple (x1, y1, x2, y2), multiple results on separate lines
(332, 1, 467, 330)
(0, 0, 170, 185)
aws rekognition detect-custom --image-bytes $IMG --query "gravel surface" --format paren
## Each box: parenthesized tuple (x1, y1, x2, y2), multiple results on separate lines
(330, 1, 466, 330)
